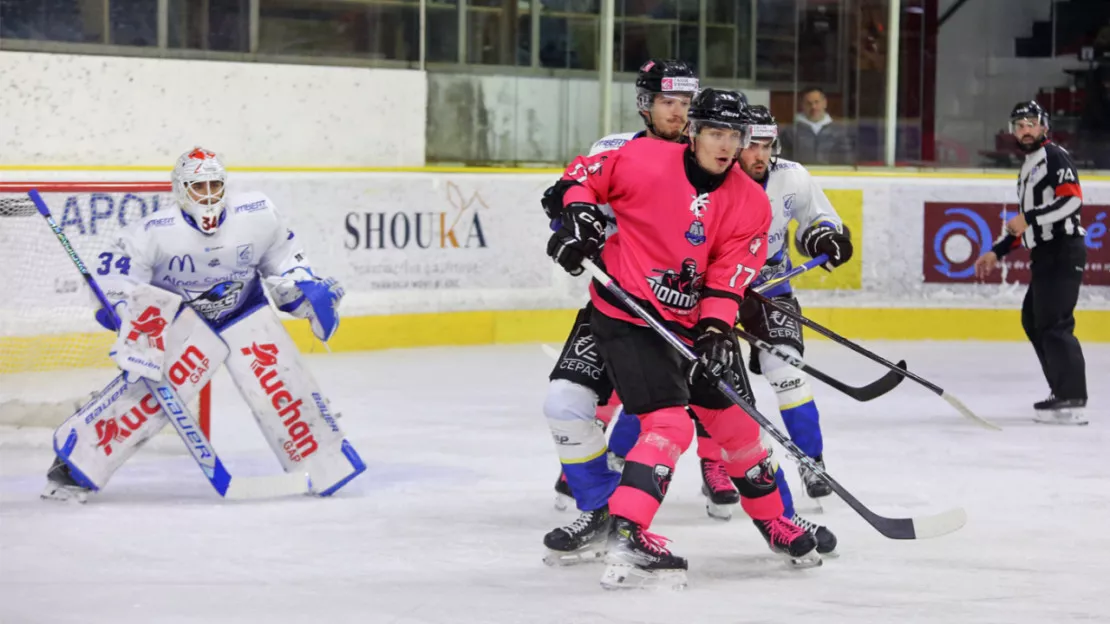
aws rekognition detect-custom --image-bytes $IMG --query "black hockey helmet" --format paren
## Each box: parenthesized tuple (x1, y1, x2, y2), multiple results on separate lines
(1009, 100, 1049, 132)
(687, 88, 748, 130)
(740, 105, 781, 155)
(635, 59, 699, 111)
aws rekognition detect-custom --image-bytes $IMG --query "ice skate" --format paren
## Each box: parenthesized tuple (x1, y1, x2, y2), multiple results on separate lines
(699, 458, 740, 521)
(799, 455, 833, 498)
(600, 517, 688, 590)
(40, 456, 90, 504)
(553, 472, 574, 511)
(543, 506, 611, 566)
(792, 513, 838, 556)
(1033, 396, 1088, 425)
(753, 516, 821, 568)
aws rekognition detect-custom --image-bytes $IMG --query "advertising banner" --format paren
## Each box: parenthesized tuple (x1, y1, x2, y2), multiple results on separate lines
(923, 202, 1109, 286)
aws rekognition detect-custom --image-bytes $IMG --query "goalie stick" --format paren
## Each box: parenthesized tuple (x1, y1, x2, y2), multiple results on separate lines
(579, 258, 967, 540)
(30, 189, 312, 500)
(749, 291, 1001, 431)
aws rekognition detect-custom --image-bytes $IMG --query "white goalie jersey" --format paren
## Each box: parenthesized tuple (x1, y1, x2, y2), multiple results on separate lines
(755, 158, 842, 295)
(99, 191, 311, 326)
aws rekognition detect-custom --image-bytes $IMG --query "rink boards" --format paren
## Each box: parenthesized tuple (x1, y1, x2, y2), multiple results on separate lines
(1, 167, 1108, 374)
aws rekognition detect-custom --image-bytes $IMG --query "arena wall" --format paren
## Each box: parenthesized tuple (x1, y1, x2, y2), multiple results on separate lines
(2, 168, 1107, 377)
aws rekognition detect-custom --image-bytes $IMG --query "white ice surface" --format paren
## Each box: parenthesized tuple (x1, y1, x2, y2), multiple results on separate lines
(1, 340, 1108, 624)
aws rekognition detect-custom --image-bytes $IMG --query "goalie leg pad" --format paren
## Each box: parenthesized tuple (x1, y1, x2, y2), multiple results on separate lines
(219, 304, 365, 496)
(53, 307, 227, 490)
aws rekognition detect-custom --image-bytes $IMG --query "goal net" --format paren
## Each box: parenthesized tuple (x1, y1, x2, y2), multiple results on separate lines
(0, 181, 210, 431)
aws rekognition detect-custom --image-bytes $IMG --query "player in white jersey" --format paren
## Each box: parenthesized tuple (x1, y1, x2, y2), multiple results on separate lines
(42, 147, 365, 503)
(730, 105, 852, 552)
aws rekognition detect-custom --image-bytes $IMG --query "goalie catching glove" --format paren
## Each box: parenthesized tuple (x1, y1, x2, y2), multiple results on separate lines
(547, 201, 608, 276)
(264, 268, 345, 342)
(800, 221, 853, 271)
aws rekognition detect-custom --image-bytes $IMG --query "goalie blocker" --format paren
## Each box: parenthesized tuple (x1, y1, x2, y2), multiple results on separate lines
(52, 299, 365, 497)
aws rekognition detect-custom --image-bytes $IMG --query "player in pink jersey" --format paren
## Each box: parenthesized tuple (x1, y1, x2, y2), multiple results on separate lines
(546, 89, 820, 589)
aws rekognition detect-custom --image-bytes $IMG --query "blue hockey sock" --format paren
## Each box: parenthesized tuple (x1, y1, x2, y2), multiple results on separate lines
(780, 399, 823, 459)
(607, 408, 641, 459)
(562, 454, 620, 511)
(775, 465, 795, 519)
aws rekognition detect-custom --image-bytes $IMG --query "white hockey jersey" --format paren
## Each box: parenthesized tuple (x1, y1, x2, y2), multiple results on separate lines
(753, 158, 842, 295)
(100, 191, 312, 327)
(588, 131, 644, 156)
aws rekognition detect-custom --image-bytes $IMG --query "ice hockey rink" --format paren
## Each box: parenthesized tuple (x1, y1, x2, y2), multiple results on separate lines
(1, 339, 1107, 624)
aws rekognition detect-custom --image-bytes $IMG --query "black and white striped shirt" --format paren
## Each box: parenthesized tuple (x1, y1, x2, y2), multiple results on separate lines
(991, 140, 1086, 257)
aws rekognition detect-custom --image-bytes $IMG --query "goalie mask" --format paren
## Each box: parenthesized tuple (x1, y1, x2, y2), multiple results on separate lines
(172, 147, 228, 234)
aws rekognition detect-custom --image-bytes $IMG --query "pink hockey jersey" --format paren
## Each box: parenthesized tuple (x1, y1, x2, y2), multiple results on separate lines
(561, 139, 772, 332)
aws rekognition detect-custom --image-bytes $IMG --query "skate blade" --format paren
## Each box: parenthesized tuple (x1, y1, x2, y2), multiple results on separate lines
(40, 483, 88, 504)
(1033, 410, 1088, 426)
(779, 549, 823, 569)
(543, 545, 607, 567)
(553, 492, 574, 512)
(600, 563, 687, 591)
(705, 500, 734, 521)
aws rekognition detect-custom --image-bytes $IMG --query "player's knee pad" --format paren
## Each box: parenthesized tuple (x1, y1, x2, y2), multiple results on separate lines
(53, 306, 226, 490)
(220, 303, 365, 496)
(544, 379, 606, 463)
(638, 406, 694, 457)
(759, 347, 814, 409)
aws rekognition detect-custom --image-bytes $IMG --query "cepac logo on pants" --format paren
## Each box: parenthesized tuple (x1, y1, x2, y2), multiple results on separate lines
(241, 342, 319, 461)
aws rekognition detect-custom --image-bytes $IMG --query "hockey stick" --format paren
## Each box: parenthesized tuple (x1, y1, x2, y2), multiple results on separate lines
(733, 326, 905, 402)
(741, 254, 904, 401)
(541, 329, 901, 403)
(579, 258, 966, 540)
(30, 189, 312, 500)
(749, 291, 1001, 431)
(751, 254, 828, 295)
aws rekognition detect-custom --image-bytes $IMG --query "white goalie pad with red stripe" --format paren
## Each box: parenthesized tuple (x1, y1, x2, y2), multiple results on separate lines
(219, 305, 365, 496)
(53, 306, 227, 490)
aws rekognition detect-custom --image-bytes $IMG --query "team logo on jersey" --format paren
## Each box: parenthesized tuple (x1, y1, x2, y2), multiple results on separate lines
(184, 280, 244, 320)
(782, 193, 796, 218)
(646, 258, 703, 313)
(685, 220, 706, 246)
(236, 244, 253, 266)
(749, 236, 763, 255)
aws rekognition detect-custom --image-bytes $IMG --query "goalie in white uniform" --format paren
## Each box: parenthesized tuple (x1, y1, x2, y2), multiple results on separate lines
(42, 147, 366, 502)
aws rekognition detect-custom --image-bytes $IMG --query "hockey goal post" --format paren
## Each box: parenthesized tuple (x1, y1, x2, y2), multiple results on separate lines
(0, 181, 210, 435)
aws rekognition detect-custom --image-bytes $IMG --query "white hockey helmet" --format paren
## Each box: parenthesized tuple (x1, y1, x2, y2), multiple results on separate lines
(172, 147, 228, 234)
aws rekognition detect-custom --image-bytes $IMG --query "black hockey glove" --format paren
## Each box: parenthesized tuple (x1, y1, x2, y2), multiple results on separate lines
(685, 319, 737, 386)
(801, 222, 853, 270)
(546, 202, 608, 276)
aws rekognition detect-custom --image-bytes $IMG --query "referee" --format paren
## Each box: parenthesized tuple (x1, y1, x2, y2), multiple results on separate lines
(974, 100, 1088, 425)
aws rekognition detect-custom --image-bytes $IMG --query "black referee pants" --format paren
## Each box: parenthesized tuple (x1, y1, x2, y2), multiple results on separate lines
(1021, 237, 1087, 401)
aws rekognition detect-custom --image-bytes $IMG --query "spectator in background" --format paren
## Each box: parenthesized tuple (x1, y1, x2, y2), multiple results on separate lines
(780, 87, 854, 166)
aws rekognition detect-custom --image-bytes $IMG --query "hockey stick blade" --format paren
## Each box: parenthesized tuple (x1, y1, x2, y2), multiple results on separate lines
(735, 327, 904, 403)
(578, 259, 966, 541)
(750, 292, 1001, 431)
(224, 472, 313, 499)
